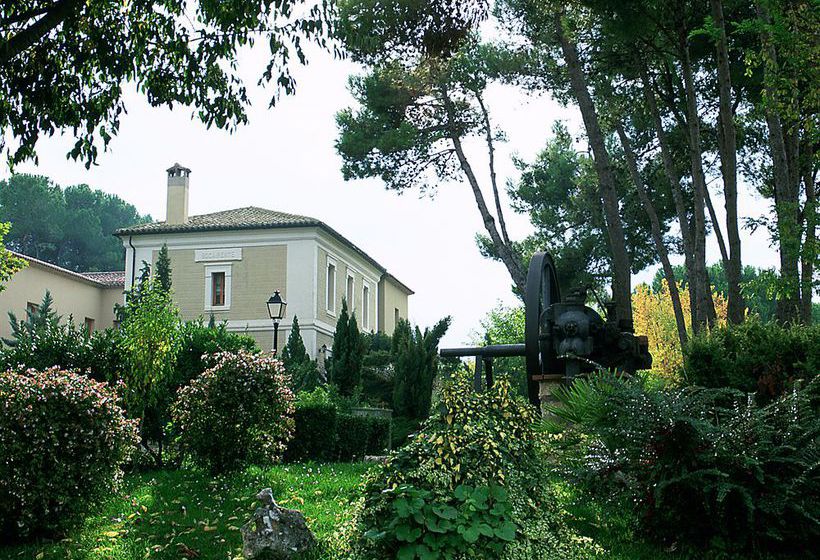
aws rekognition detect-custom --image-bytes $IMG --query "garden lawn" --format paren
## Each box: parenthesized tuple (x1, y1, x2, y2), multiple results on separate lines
(3, 463, 370, 560)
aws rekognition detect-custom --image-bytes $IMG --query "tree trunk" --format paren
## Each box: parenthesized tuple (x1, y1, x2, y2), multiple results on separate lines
(756, 1, 802, 323)
(711, 0, 745, 323)
(617, 123, 688, 347)
(554, 12, 633, 327)
(679, 23, 717, 327)
(800, 140, 817, 324)
(704, 185, 730, 268)
(639, 64, 699, 329)
(442, 92, 527, 294)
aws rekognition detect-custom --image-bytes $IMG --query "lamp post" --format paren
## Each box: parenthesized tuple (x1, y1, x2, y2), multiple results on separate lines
(266, 290, 287, 355)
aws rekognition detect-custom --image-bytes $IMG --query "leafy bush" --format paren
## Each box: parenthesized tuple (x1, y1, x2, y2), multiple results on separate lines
(335, 413, 390, 461)
(0, 367, 138, 540)
(286, 386, 339, 462)
(172, 351, 295, 473)
(546, 373, 820, 553)
(176, 319, 259, 386)
(684, 318, 819, 402)
(340, 376, 602, 559)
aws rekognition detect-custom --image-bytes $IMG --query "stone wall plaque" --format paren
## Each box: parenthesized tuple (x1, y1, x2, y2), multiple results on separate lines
(195, 248, 242, 262)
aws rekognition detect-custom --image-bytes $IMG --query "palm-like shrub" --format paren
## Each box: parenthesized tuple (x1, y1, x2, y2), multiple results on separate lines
(545, 373, 820, 552)
(172, 351, 295, 473)
(0, 368, 138, 540)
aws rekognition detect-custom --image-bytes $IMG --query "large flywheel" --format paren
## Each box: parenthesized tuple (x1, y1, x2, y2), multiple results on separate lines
(523, 252, 561, 406)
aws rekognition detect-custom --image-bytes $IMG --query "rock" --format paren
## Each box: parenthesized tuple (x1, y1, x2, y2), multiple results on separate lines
(241, 488, 316, 559)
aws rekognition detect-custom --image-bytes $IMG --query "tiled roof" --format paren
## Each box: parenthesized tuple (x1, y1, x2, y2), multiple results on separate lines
(114, 207, 412, 293)
(81, 271, 125, 287)
(114, 206, 318, 235)
(11, 251, 125, 288)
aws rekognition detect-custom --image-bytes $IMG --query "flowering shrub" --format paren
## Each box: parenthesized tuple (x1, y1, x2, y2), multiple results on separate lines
(0, 368, 138, 540)
(172, 351, 295, 473)
(339, 376, 602, 559)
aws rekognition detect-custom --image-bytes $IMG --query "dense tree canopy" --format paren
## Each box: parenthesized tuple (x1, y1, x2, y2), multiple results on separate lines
(0, 174, 150, 271)
(0, 0, 336, 167)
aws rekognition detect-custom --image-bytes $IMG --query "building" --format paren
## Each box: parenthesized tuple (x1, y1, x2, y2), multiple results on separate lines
(113, 164, 412, 357)
(0, 252, 124, 341)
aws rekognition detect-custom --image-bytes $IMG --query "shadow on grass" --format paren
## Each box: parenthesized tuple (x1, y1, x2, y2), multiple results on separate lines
(3, 463, 370, 560)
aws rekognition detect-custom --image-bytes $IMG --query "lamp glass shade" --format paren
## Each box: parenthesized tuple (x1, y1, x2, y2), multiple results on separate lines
(266, 291, 287, 320)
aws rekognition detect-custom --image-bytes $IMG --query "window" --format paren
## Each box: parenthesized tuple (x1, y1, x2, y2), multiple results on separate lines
(326, 261, 336, 314)
(362, 284, 370, 330)
(26, 302, 39, 316)
(346, 274, 355, 309)
(204, 264, 231, 310)
(84, 317, 95, 334)
(211, 271, 226, 306)
(394, 307, 400, 326)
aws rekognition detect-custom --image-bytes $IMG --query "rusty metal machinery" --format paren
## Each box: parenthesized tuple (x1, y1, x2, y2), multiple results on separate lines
(440, 252, 652, 407)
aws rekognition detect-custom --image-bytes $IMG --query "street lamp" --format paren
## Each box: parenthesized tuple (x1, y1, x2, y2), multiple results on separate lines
(266, 290, 287, 355)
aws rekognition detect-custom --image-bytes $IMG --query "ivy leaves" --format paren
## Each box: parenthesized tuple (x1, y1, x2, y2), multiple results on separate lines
(366, 482, 517, 559)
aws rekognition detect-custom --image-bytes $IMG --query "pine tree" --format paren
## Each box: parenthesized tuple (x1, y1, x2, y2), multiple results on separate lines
(331, 299, 364, 396)
(155, 244, 172, 293)
(4, 290, 61, 346)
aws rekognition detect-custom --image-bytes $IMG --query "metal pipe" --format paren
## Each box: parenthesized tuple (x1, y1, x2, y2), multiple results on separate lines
(439, 343, 526, 358)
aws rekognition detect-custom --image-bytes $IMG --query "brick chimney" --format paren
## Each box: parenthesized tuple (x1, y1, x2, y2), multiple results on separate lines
(166, 163, 191, 225)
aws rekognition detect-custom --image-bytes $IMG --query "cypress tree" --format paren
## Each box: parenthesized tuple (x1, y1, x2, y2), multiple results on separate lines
(331, 299, 364, 396)
(392, 316, 451, 420)
(282, 316, 309, 370)
(155, 244, 172, 293)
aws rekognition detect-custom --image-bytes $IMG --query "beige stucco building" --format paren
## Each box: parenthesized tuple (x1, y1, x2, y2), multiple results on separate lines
(114, 164, 412, 357)
(0, 253, 123, 341)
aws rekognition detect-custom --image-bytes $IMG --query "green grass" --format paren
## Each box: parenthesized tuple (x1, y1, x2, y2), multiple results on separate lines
(2, 463, 370, 560)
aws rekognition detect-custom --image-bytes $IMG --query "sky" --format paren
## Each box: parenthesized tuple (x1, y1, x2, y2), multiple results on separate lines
(1, 42, 780, 348)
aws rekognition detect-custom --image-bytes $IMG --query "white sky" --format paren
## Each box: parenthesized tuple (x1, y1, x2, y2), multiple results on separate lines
(1, 43, 779, 347)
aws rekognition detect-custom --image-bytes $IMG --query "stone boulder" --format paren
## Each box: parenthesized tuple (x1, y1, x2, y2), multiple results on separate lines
(241, 488, 316, 559)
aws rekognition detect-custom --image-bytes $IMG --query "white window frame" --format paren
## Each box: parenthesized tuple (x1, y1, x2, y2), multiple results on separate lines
(204, 263, 232, 311)
(346, 271, 355, 311)
(362, 282, 371, 330)
(326, 257, 337, 316)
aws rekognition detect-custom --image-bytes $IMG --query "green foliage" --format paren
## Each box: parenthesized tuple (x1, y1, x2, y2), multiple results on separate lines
(286, 387, 339, 462)
(0, 221, 26, 291)
(281, 316, 324, 393)
(343, 376, 603, 559)
(546, 373, 820, 552)
(0, 2, 335, 166)
(1, 291, 123, 382)
(684, 318, 819, 402)
(0, 175, 150, 270)
(155, 244, 172, 293)
(392, 317, 451, 421)
(331, 299, 366, 396)
(175, 319, 259, 388)
(285, 386, 390, 462)
(172, 351, 295, 473)
(0, 368, 138, 540)
(475, 304, 527, 396)
(337, 0, 489, 63)
(335, 414, 391, 461)
(364, 483, 516, 560)
(118, 267, 182, 462)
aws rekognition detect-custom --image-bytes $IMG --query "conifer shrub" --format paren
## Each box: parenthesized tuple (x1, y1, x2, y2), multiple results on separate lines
(546, 373, 820, 553)
(339, 376, 602, 559)
(0, 368, 138, 540)
(172, 351, 295, 473)
(684, 318, 819, 402)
